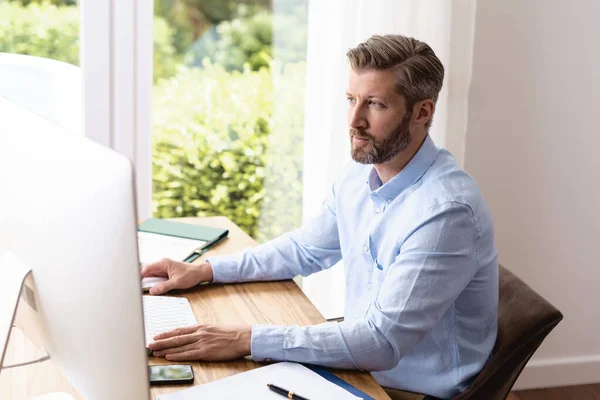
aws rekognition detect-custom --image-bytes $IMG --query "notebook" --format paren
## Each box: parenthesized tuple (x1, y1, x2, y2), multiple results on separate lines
(156, 362, 369, 400)
(138, 218, 228, 265)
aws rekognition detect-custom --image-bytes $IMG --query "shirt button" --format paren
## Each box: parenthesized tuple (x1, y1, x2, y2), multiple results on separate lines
(363, 246, 369, 252)
(367, 282, 372, 290)
(387, 199, 392, 204)
(375, 208, 381, 213)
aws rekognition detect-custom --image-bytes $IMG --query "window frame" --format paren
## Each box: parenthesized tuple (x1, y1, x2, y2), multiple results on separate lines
(80, 0, 153, 219)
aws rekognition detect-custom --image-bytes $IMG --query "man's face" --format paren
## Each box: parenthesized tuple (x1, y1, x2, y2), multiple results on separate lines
(346, 68, 413, 164)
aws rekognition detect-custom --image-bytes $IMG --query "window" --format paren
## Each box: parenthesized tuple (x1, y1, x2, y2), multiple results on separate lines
(151, 0, 309, 242)
(0, 0, 79, 64)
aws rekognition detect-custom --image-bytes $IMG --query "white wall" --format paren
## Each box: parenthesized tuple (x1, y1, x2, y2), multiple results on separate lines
(464, 0, 600, 390)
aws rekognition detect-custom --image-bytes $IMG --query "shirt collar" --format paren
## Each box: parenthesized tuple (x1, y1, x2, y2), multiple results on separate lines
(365, 134, 440, 201)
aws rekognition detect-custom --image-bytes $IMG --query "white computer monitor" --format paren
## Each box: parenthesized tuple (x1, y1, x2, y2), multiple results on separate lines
(0, 97, 150, 399)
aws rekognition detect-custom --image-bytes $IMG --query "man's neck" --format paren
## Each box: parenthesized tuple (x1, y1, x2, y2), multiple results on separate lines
(374, 132, 427, 185)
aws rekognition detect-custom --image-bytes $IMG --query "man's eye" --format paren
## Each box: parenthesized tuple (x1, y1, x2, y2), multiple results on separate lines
(369, 100, 384, 108)
(347, 97, 356, 105)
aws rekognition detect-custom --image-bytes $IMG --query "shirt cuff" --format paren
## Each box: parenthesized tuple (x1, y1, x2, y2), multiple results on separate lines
(206, 253, 240, 283)
(251, 325, 286, 362)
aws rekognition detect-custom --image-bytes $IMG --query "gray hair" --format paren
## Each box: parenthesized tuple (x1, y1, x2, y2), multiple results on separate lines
(347, 34, 444, 129)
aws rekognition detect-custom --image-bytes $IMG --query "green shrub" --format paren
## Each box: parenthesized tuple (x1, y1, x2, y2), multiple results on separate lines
(184, 4, 308, 73)
(152, 62, 271, 237)
(154, 0, 272, 54)
(0, 1, 178, 81)
(0, 2, 79, 64)
(152, 61, 306, 240)
(153, 16, 179, 81)
(184, 10, 273, 72)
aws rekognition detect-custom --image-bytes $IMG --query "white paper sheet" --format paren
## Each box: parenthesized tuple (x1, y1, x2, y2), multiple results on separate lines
(137, 232, 206, 265)
(156, 362, 363, 400)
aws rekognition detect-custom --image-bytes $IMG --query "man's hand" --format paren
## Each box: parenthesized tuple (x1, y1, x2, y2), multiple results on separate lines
(140, 259, 214, 295)
(148, 324, 252, 361)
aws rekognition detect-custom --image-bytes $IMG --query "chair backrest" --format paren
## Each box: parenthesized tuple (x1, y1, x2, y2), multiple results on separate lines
(452, 265, 563, 400)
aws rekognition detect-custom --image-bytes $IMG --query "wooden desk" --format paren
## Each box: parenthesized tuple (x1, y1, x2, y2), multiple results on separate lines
(0, 216, 389, 399)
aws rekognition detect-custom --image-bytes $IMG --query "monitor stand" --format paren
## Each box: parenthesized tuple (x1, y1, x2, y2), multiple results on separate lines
(1, 253, 74, 400)
(0, 252, 32, 370)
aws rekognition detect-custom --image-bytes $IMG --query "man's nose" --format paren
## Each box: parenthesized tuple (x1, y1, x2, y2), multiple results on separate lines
(349, 105, 367, 129)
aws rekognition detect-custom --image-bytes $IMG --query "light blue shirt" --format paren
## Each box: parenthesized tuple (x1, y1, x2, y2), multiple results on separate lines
(208, 135, 498, 399)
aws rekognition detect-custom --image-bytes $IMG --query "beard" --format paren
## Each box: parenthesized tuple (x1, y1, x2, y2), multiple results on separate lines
(350, 113, 412, 164)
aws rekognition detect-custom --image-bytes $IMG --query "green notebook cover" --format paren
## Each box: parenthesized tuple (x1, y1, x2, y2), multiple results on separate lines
(138, 218, 228, 243)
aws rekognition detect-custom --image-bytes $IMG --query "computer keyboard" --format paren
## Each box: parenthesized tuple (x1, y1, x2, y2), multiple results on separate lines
(142, 295, 198, 347)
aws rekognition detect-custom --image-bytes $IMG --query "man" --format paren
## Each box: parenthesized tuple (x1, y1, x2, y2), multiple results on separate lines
(141, 34, 498, 400)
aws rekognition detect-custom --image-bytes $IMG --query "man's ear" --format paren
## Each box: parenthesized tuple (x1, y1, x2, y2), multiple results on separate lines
(412, 99, 435, 128)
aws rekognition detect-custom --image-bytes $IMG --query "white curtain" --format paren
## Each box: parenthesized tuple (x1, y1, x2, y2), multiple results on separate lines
(301, 0, 477, 319)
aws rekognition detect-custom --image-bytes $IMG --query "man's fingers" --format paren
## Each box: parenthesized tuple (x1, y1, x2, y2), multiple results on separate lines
(152, 341, 201, 357)
(149, 278, 178, 295)
(149, 331, 198, 352)
(140, 259, 169, 278)
(165, 349, 205, 361)
(152, 325, 201, 341)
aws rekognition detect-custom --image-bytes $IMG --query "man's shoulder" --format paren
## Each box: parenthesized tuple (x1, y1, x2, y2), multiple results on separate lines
(331, 154, 489, 219)
(415, 149, 486, 215)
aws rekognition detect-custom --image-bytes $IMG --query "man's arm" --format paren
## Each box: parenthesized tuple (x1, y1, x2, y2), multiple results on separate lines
(250, 203, 483, 370)
(208, 185, 342, 283)
(141, 184, 342, 294)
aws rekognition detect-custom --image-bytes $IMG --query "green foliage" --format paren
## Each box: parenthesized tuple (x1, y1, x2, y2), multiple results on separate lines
(152, 61, 306, 240)
(184, 2, 308, 72)
(153, 17, 179, 81)
(0, 2, 178, 81)
(153, 0, 271, 55)
(9, 0, 76, 6)
(184, 9, 273, 72)
(152, 62, 271, 237)
(154, 0, 195, 55)
(0, 2, 79, 64)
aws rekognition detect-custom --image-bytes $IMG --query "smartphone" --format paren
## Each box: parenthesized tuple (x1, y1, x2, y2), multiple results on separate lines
(148, 364, 194, 385)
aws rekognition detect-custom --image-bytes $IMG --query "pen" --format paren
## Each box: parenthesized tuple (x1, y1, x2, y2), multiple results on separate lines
(182, 246, 207, 263)
(183, 235, 227, 263)
(267, 383, 310, 400)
